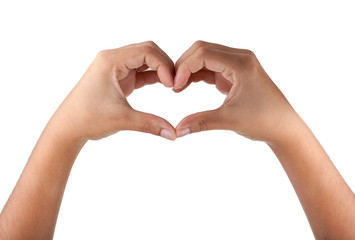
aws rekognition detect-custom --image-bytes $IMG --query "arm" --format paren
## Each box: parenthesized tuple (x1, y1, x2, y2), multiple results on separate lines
(0, 122, 85, 239)
(174, 40, 355, 239)
(0, 41, 176, 240)
(268, 116, 355, 239)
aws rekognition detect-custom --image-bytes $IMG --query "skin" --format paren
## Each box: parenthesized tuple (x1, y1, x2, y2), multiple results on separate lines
(0, 41, 176, 239)
(0, 40, 354, 239)
(174, 41, 355, 239)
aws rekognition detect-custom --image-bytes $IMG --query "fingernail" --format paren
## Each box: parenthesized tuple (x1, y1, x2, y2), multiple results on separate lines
(160, 128, 176, 140)
(177, 128, 190, 138)
(173, 86, 182, 91)
(173, 72, 181, 89)
(167, 78, 174, 88)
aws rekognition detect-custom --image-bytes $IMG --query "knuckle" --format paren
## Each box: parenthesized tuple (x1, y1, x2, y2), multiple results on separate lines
(196, 46, 210, 57)
(144, 40, 157, 48)
(143, 121, 155, 133)
(197, 119, 208, 131)
(238, 55, 258, 75)
(141, 45, 154, 54)
(96, 49, 112, 64)
(143, 40, 158, 50)
(96, 49, 109, 58)
(240, 51, 256, 65)
(194, 40, 207, 48)
(244, 49, 255, 56)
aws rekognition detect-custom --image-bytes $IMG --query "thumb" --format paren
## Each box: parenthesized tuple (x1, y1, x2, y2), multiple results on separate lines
(176, 108, 226, 138)
(126, 110, 176, 140)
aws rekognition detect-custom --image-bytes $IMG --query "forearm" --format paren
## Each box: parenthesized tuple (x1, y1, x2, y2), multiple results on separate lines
(0, 41, 176, 239)
(0, 119, 86, 240)
(268, 115, 355, 239)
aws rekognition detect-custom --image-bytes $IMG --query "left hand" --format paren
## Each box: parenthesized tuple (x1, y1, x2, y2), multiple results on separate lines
(173, 41, 297, 144)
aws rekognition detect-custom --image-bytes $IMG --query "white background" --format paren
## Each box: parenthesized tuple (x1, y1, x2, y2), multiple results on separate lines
(0, 0, 354, 239)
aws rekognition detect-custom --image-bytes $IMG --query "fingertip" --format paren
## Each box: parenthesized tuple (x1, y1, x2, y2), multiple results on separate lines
(172, 86, 184, 93)
(167, 76, 174, 88)
(160, 128, 177, 141)
(164, 72, 174, 88)
(176, 109, 221, 136)
(173, 69, 187, 90)
(176, 128, 190, 138)
(175, 117, 192, 138)
(162, 80, 173, 88)
(129, 109, 176, 139)
(159, 66, 174, 88)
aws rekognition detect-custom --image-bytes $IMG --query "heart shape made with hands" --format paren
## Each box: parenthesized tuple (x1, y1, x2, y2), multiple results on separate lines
(106, 40, 275, 142)
(128, 80, 227, 137)
(125, 59, 235, 141)
(110, 40, 255, 141)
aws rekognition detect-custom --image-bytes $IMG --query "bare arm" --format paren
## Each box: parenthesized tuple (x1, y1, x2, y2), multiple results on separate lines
(268, 116, 355, 239)
(0, 121, 86, 239)
(0, 41, 176, 240)
(174, 40, 355, 239)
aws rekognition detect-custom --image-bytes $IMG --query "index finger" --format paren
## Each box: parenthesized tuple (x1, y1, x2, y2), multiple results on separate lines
(174, 48, 237, 90)
(111, 43, 175, 87)
(123, 41, 175, 74)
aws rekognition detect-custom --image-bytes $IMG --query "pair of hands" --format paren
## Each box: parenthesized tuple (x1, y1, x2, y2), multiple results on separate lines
(52, 41, 296, 144)
(2, 41, 350, 240)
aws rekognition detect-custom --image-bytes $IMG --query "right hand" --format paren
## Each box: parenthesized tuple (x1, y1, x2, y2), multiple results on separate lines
(48, 41, 176, 141)
(174, 41, 299, 144)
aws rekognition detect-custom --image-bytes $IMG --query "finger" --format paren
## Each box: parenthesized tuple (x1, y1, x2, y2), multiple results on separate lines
(173, 70, 216, 93)
(175, 41, 199, 74)
(118, 46, 174, 88)
(137, 64, 149, 72)
(175, 41, 227, 71)
(215, 77, 233, 95)
(121, 41, 175, 83)
(174, 41, 253, 89)
(146, 42, 175, 73)
(175, 108, 227, 137)
(126, 110, 176, 140)
(135, 71, 161, 89)
(174, 48, 237, 90)
(123, 41, 175, 73)
(172, 80, 192, 93)
(189, 69, 216, 84)
(175, 41, 249, 73)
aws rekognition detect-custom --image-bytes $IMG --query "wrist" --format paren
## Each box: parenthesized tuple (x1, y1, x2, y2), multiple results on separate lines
(265, 110, 308, 148)
(43, 116, 88, 151)
(46, 105, 89, 143)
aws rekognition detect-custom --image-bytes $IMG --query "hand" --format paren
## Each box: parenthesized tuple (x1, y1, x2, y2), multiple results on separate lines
(49, 41, 177, 141)
(174, 41, 298, 144)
